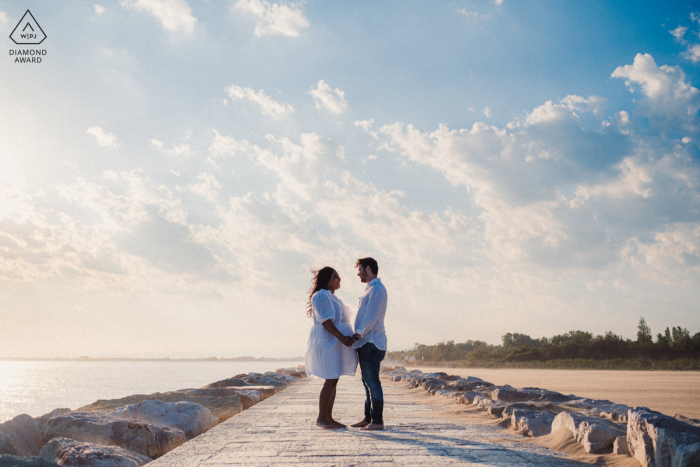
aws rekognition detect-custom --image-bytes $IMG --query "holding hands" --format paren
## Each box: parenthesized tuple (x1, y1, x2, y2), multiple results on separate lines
(340, 333, 361, 347)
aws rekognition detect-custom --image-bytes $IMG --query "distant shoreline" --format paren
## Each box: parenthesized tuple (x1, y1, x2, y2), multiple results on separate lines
(0, 357, 305, 362)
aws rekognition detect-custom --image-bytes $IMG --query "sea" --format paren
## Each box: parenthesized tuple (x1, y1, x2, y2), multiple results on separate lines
(0, 360, 304, 423)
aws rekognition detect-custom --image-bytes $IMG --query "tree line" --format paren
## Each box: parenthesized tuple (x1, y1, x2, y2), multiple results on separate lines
(386, 318, 700, 370)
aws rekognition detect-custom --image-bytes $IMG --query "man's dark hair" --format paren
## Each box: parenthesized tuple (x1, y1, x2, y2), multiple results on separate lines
(356, 257, 378, 275)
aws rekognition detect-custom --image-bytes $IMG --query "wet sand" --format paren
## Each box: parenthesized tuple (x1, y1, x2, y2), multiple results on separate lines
(403, 366, 700, 419)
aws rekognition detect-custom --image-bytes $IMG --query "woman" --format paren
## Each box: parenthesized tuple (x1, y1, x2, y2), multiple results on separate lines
(305, 267, 358, 429)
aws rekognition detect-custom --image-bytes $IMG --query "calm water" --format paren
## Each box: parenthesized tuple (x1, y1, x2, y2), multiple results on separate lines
(0, 360, 304, 422)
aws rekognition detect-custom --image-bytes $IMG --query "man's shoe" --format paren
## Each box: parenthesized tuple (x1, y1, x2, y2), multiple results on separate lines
(360, 423, 385, 431)
(351, 420, 371, 428)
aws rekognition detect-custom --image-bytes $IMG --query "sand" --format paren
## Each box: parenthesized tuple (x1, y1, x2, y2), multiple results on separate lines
(403, 366, 700, 419)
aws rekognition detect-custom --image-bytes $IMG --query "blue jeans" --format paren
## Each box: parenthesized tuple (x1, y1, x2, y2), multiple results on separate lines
(357, 342, 386, 424)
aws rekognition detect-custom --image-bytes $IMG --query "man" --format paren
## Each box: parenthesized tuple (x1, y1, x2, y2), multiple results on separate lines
(351, 257, 388, 431)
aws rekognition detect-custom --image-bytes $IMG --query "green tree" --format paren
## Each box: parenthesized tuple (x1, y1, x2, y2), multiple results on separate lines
(637, 317, 653, 347)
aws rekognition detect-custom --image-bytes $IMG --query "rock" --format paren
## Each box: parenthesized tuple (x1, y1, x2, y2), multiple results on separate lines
(486, 404, 508, 417)
(34, 410, 71, 435)
(0, 415, 44, 457)
(491, 386, 572, 404)
(275, 367, 306, 379)
(436, 374, 461, 382)
(552, 412, 624, 453)
(420, 378, 450, 393)
(511, 409, 555, 437)
(200, 378, 248, 389)
(40, 437, 151, 467)
(45, 412, 186, 459)
(674, 415, 700, 428)
(0, 434, 17, 456)
(78, 391, 243, 423)
(111, 400, 217, 440)
(627, 407, 700, 467)
(242, 374, 287, 388)
(0, 455, 59, 467)
(457, 391, 482, 405)
(614, 436, 630, 455)
(409, 370, 423, 375)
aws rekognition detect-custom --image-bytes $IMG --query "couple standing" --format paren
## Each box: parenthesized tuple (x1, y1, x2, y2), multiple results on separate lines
(304, 257, 387, 430)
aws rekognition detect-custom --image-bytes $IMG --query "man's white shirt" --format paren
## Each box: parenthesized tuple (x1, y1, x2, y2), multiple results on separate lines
(353, 278, 388, 350)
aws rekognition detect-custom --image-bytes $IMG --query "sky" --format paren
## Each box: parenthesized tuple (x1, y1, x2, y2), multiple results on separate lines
(0, 0, 699, 358)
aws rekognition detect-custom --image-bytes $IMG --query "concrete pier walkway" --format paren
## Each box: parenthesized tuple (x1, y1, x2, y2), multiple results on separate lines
(149, 376, 584, 466)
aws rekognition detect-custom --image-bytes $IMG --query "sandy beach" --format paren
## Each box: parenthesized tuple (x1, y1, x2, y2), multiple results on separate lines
(403, 366, 700, 419)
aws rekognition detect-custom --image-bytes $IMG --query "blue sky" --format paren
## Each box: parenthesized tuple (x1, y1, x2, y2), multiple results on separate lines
(1, 0, 699, 358)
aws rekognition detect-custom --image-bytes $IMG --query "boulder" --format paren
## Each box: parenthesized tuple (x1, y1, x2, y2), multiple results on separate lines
(0, 415, 44, 457)
(40, 437, 151, 467)
(242, 375, 287, 388)
(436, 374, 461, 382)
(0, 434, 17, 456)
(581, 403, 632, 423)
(510, 409, 555, 437)
(491, 386, 572, 404)
(552, 412, 624, 453)
(200, 378, 248, 389)
(674, 415, 700, 428)
(457, 391, 482, 405)
(111, 400, 217, 440)
(614, 436, 630, 455)
(45, 412, 186, 459)
(78, 391, 243, 423)
(627, 407, 700, 467)
(34, 410, 72, 435)
(0, 455, 59, 467)
(420, 378, 450, 393)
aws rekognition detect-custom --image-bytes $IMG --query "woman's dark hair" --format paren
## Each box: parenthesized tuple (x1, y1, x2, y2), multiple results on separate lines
(307, 266, 336, 317)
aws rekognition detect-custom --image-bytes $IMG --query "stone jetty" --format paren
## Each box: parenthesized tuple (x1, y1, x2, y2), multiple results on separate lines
(3, 365, 699, 466)
(0, 368, 304, 467)
(383, 366, 700, 467)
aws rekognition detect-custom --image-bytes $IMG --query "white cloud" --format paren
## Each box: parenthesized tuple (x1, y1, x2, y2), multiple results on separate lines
(354, 119, 374, 131)
(94, 4, 106, 15)
(87, 127, 119, 147)
(524, 94, 606, 126)
(494, 0, 504, 5)
(0, 12, 8, 23)
(309, 80, 348, 114)
(482, 107, 491, 118)
(188, 173, 221, 201)
(459, 10, 479, 18)
(611, 53, 700, 131)
(684, 44, 700, 63)
(151, 139, 194, 156)
(623, 223, 700, 285)
(225, 84, 295, 118)
(119, 0, 197, 34)
(670, 26, 687, 41)
(235, 0, 309, 37)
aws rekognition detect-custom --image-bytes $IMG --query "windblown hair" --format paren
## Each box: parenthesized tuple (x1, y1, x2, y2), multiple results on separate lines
(307, 266, 336, 317)
(356, 257, 378, 275)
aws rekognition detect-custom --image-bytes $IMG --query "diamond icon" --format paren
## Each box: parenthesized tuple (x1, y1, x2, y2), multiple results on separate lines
(10, 10, 47, 45)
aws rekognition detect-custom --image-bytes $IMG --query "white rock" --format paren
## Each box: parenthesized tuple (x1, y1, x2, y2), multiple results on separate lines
(111, 400, 217, 440)
(0, 414, 44, 457)
(614, 436, 630, 455)
(627, 407, 700, 467)
(552, 412, 623, 453)
(0, 433, 18, 456)
(45, 412, 186, 459)
(40, 437, 151, 467)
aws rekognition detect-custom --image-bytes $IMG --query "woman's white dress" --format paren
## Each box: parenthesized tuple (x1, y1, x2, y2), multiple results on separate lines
(305, 289, 358, 379)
